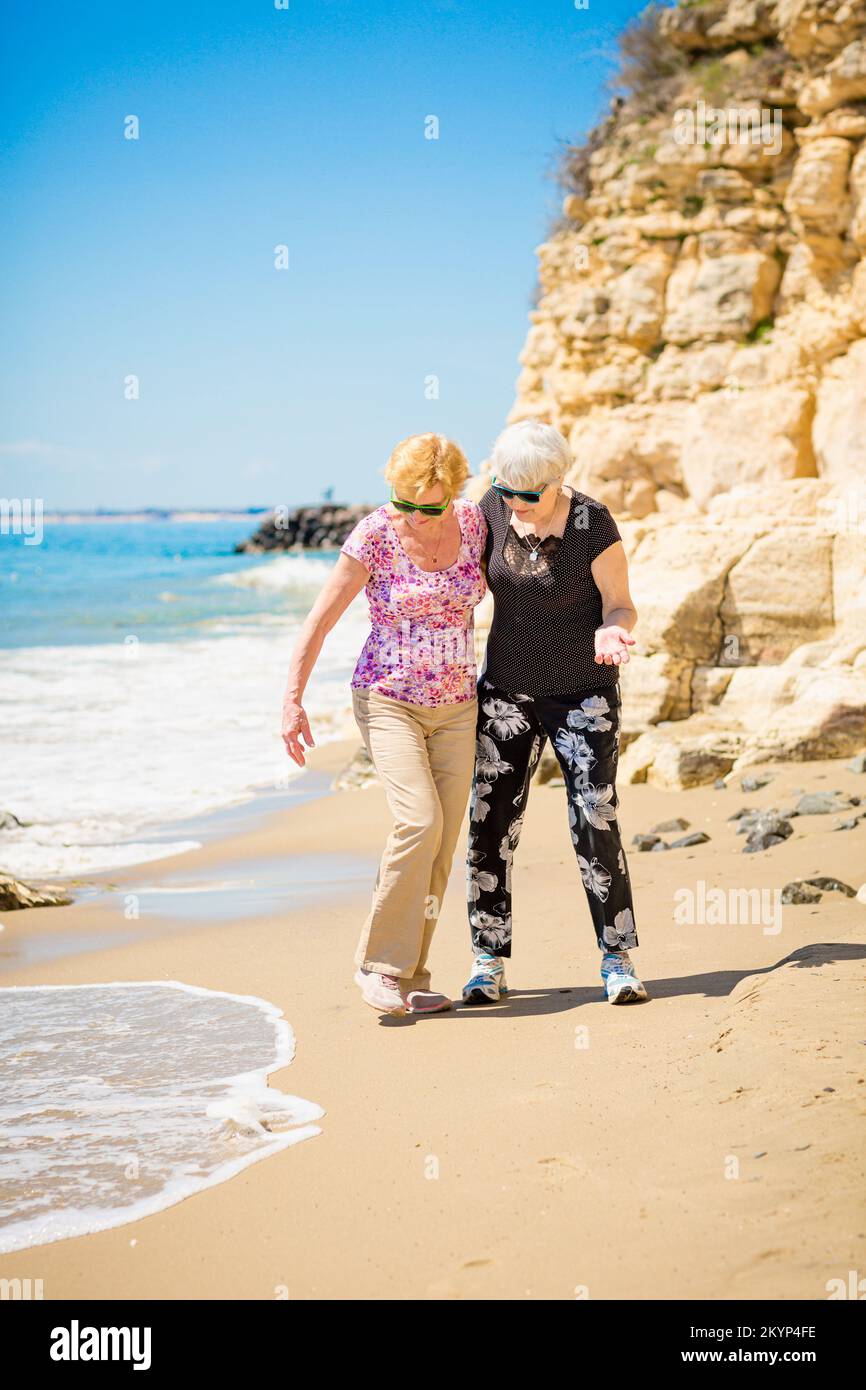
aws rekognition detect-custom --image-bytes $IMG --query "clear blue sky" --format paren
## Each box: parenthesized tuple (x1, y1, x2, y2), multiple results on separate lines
(1, 0, 653, 510)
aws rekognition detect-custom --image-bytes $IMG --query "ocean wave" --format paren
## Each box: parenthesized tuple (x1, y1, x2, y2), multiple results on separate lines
(0, 619, 366, 877)
(214, 554, 336, 592)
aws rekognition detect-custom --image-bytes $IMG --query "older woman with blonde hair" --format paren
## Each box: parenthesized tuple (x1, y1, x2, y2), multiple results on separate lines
(463, 419, 648, 1007)
(282, 433, 487, 1017)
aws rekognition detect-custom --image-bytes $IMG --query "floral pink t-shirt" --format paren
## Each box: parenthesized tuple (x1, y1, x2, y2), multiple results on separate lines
(341, 497, 487, 706)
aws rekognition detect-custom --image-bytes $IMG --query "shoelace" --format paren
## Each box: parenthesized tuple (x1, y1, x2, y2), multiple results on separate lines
(472, 954, 499, 973)
(602, 953, 634, 977)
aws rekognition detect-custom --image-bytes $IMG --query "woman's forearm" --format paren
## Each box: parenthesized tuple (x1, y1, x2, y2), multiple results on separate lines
(283, 617, 328, 706)
(600, 604, 638, 632)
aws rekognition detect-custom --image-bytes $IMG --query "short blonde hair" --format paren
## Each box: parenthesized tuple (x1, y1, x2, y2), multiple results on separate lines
(490, 420, 572, 491)
(384, 433, 469, 500)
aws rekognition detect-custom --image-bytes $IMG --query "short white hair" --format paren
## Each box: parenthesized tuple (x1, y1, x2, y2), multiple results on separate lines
(489, 420, 572, 491)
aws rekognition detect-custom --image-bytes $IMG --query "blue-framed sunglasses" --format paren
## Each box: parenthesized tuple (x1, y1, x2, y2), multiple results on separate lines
(491, 476, 549, 504)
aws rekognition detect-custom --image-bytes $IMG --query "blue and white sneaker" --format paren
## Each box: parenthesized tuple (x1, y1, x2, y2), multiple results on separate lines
(462, 951, 509, 1005)
(601, 950, 648, 1004)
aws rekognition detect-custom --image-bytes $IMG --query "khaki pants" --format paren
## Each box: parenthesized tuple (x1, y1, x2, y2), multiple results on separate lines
(352, 687, 478, 989)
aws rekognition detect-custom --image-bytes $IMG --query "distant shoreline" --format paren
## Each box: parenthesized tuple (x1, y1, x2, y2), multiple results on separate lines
(40, 509, 274, 524)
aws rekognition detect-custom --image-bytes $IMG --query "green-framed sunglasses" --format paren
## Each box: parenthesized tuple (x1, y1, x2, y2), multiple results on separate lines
(491, 476, 549, 504)
(389, 489, 451, 516)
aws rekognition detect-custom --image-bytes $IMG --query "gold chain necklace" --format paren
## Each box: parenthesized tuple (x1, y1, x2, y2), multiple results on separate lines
(401, 513, 446, 568)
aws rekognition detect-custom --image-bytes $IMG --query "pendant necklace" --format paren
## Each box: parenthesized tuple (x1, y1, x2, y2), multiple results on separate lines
(416, 516, 444, 568)
(518, 491, 562, 564)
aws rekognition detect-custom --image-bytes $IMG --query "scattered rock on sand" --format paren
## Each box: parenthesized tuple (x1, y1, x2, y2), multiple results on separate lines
(783, 884, 822, 906)
(795, 791, 855, 815)
(846, 753, 866, 774)
(669, 831, 711, 848)
(743, 814, 795, 853)
(781, 876, 857, 905)
(0, 873, 71, 911)
(0, 811, 27, 831)
(781, 882, 823, 905)
(651, 817, 689, 833)
(803, 876, 857, 897)
(331, 745, 379, 791)
(740, 775, 772, 792)
(632, 833, 662, 851)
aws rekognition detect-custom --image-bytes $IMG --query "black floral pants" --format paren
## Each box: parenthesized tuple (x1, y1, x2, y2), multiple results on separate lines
(466, 677, 638, 956)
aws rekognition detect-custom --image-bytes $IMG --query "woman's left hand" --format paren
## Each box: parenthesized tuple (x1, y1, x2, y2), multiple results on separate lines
(594, 624, 636, 666)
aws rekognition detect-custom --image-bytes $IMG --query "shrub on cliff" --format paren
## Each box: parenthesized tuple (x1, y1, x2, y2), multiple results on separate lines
(558, 3, 689, 201)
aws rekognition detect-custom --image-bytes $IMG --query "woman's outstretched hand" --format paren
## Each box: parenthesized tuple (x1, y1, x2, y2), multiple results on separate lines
(282, 700, 315, 766)
(594, 625, 636, 666)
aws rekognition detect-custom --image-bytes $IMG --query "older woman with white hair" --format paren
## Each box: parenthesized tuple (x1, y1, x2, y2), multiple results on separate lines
(463, 419, 648, 1006)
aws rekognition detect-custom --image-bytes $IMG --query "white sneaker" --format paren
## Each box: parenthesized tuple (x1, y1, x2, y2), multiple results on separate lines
(462, 951, 508, 1005)
(600, 951, 648, 1004)
(354, 968, 407, 1016)
(405, 987, 452, 1014)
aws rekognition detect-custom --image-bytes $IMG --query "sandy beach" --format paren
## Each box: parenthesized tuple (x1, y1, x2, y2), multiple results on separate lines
(2, 737, 864, 1301)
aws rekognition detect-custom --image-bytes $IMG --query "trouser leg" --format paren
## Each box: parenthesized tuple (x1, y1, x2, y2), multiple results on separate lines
(466, 678, 545, 958)
(407, 696, 478, 992)
(536, 682, 638, 952)
(352, 689, 445, 979)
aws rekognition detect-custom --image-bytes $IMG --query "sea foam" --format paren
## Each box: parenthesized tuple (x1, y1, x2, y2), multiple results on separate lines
(0, 606, 367, 877)
(0, 981, 323, 1254)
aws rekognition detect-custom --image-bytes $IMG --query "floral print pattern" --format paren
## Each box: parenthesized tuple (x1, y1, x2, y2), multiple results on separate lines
(466, 677, 638, 955)
(341, 497, 487, 706)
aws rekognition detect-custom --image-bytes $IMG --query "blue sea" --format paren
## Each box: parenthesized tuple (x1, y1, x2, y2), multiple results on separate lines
(0, 519, 367, 877)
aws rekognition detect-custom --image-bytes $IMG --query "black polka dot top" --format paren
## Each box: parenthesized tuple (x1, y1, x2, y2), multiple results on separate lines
(479, 485, 623, 695)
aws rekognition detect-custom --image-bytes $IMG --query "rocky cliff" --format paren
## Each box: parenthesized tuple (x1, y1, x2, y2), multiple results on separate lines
(484, 0, 866, 788)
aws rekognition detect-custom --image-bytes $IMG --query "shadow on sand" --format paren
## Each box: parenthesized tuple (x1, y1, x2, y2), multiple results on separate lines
(377, 941, 866, 1025)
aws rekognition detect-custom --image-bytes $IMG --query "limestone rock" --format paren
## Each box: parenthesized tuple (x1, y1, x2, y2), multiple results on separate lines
(679, 384, 816, 507)
(799, 39, 866, 118)
(628, 523, 761, 662)
(662, 250, 781, 343)
(784, 138, 852, 234)
(776, 1, 865, 61)
(569, 403, 688, 498)
(618, 652, 694, 726)
(812, 340, 866, 487)
(660, 0, 778, 52)
(719, 527, 835, 662)
(0, 873, 72, 911)
(714, 662, 866, 763)
(619, 726, 741, 789)
(707, 477, 834, 523)
(643, 342, 736, 400)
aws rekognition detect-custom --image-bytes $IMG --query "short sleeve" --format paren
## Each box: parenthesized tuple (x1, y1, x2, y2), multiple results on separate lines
(588, 504, 622, 564)
(461, 499, 487, 557)
(340, 514, 377, 573)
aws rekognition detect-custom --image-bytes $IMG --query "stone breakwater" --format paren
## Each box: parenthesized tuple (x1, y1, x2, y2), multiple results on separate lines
(234, 503, 375, 553)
